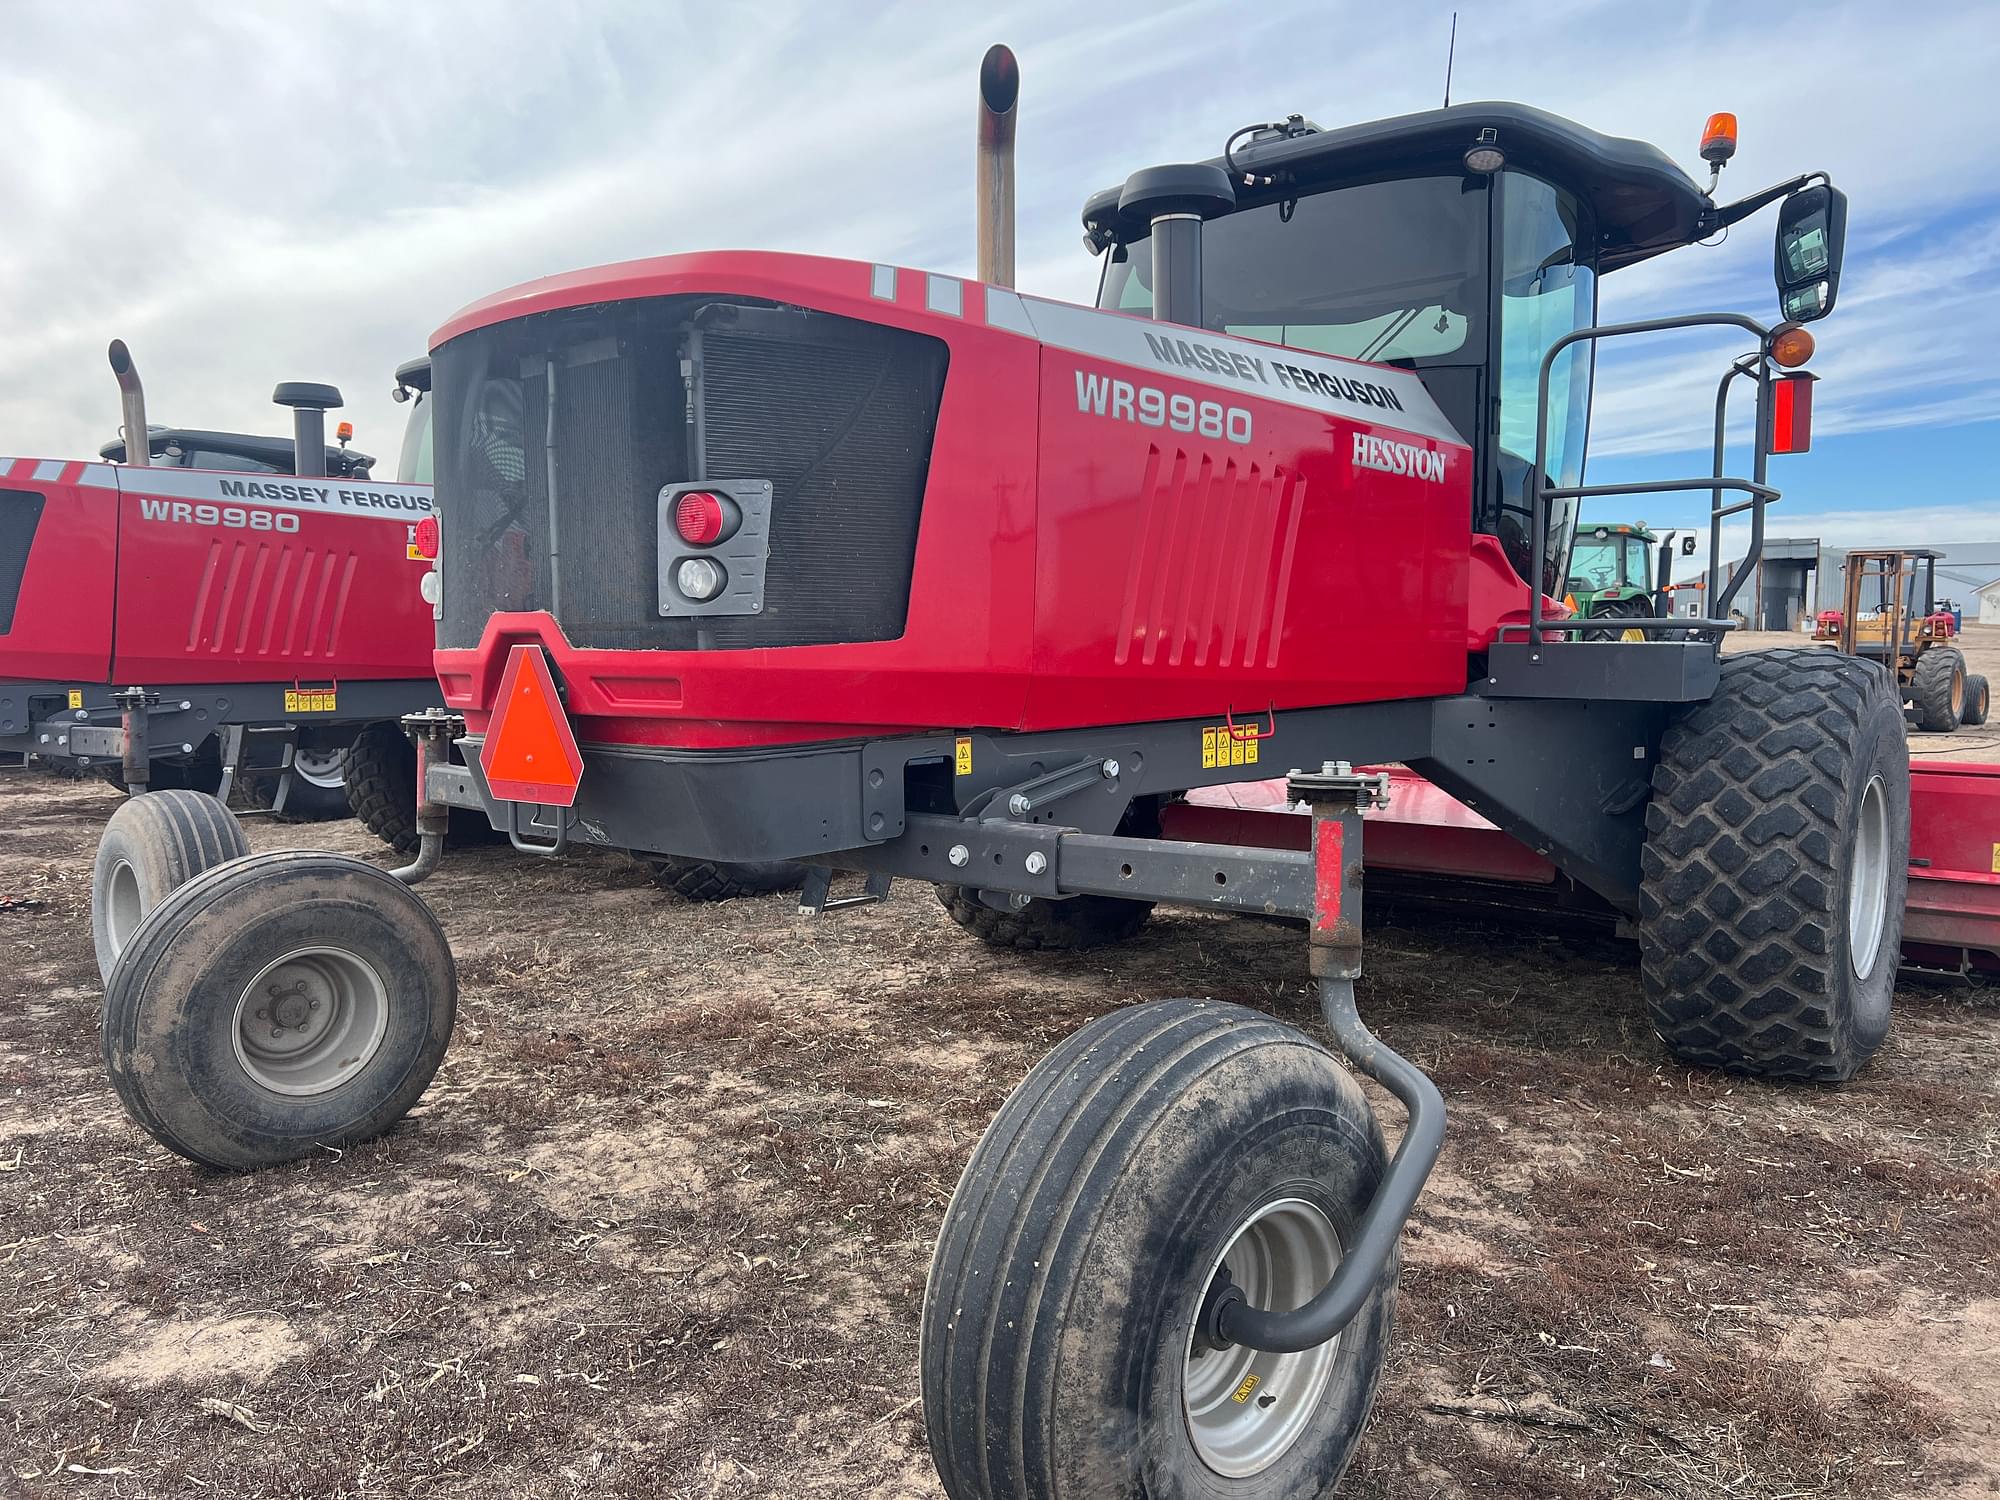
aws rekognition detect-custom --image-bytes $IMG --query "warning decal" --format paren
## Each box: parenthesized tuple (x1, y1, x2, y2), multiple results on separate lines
(1200, 723, 1260, 771)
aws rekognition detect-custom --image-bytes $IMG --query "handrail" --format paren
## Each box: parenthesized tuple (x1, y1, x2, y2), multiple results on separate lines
(1530, 312, 1778, 641)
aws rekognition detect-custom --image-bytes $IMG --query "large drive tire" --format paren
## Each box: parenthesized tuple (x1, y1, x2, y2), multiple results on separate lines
(923, 999, 1393, 1497)
(646, 857, 805, 902)
(1582, 596, 1652, 642)
(1961, 674, 1989, 727)
(244, 744, 351, 822)
(1639, 649, 1909, 1081)
(102, 851, 457, 1171)
(343, 721, 494, 855)
(1911, 647, 1966, 732)
(92, 790, 252, 983)
(935, 884, 1155, 950)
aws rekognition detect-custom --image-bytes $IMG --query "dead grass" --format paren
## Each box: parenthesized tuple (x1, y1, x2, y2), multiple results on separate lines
(0, 769, 1994, 1497)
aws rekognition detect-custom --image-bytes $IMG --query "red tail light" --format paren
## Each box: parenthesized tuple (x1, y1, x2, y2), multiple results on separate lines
(413, 515, 440, 558)
(674, 490, 737, 545)
(1772, 372, 1816, 455)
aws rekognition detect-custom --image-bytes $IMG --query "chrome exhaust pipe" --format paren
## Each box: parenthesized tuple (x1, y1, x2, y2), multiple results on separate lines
(976, 44, 1019, 287)
(107, 340, 150, 466)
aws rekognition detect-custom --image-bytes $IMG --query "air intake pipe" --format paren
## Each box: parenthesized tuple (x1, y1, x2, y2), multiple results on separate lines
(272, 381, 344, 478)
(1117, 164, 1235, 328)
(107, 340, 150, 467)
(975, 44, 1019, 287)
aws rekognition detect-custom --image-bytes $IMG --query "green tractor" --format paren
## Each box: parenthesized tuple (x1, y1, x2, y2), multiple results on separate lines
(1565, 522, 1698, 639)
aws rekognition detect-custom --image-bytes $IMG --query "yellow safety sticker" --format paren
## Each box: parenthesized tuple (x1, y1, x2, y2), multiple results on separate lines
(1231, 1373, 1261, 1404)
(1200, 723, 1259, 770)
(955, 736, 973, 777)
(66, 690, 83, 710)
(407, 543, 427, 560)
(1991, 843, 2000, 875)
(284, 689, 338, 714)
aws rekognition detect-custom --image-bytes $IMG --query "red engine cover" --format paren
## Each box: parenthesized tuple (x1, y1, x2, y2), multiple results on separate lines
(431, 253, 1529, 750)
(0, 456, 435, 688)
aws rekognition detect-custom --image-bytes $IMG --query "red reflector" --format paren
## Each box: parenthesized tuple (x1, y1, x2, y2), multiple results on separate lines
(674, 490, 729, 545)
(412, 515, 440, 559)
(479, 644, 585, 807)
(1772, 372, 1816, 455)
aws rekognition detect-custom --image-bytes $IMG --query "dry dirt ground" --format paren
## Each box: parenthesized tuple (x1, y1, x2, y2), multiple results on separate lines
(3, 677, 1998, 1498)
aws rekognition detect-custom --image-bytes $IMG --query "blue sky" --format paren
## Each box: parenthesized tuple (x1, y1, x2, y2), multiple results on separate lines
(2, 1, 1994, 553)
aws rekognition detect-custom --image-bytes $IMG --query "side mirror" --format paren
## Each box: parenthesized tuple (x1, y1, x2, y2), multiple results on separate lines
(1680, 534, 1698, 557)
(1774, 183, 1847, 322)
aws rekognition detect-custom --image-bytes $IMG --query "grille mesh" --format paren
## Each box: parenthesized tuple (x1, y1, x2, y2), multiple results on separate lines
(0, 490, 45, 634)
(435, 298, 944, 652)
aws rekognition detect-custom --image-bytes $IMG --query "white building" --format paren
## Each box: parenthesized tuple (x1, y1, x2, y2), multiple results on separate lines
(1977, 576, 2000, 625)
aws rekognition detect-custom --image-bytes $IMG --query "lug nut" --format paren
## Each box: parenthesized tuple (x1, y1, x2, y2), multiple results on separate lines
(947, 845, 970, 867)
(309, 999, 320, 1010)
(271, 1027, 284, 1040)
(1024, 852, 1048, 875)
(256, 1008, 268, 1020)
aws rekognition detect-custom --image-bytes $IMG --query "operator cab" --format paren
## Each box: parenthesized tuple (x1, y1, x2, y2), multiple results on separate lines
(391, 357, 434, 484)
(100, 425, 374, 478)
(1085, 101, 1842, 598)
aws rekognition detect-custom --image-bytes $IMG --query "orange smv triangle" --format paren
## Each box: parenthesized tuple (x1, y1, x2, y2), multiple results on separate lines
(480, 644, 585, 808)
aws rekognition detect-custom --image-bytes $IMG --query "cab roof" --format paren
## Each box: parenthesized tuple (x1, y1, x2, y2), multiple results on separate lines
(1082, 101, 1713, 274)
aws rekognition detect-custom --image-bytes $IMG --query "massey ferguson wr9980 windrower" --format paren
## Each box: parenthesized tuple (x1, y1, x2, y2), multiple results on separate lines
(1, 344, 447, 978)
(98, 51, 1927, 1494)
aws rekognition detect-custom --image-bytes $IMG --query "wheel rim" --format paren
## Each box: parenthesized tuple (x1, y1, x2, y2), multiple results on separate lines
(105, 858, 142, 960)
(291, 748, 348, 790)
(1949, 673, 1964, 719)
(1183, 1197, 1342, 1477)
(231, 946, 389, 1096)
(1848, 774, 1890, 982)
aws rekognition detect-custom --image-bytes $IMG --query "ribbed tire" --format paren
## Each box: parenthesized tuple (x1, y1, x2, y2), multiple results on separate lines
(1639, 649, 1909, 1081)
(1911, 647, 1965, 732)
(91, 790, 251, 983)
(921, 999, 1394, 1499)
(1961, 674, 1989, 727)
(102, 851, 456, 1171)
(935, 885, 1154, 951)
(647, 857, 805, 901)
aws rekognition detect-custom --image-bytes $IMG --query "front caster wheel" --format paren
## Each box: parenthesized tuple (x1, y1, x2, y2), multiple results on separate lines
(921, 999, 1393, 1498)
(91, 789, 251, 982)
(102, 851, 457, 1171)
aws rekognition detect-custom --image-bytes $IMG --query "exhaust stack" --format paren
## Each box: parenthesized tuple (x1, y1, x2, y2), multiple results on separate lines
(976, 44, 1019, 287)
(272, 381, 344, 478)
(107, 340, 150, 467)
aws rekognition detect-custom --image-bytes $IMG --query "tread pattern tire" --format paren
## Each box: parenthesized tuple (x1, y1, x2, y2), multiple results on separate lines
(1639, 648, 1909, 1081)
(935, 885, 1154, 951)
(921, 999, 1393, 1498)
(1911, 647, 1965, 732)
(101, 851, 456, 1171)
(1961, 673, 1989, 727)
(91, 789, 251, 983)
(344, 722, 495, 854)
(646, 857, 804, 901)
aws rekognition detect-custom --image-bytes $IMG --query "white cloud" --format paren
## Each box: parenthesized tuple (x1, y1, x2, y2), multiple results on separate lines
(1, 0, 1995, 484)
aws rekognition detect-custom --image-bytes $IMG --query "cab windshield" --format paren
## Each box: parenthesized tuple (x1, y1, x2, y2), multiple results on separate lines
(1098, 174, 1486, 369)
(1568, 534, 1650, 591)
(397, 393, 434, 484)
